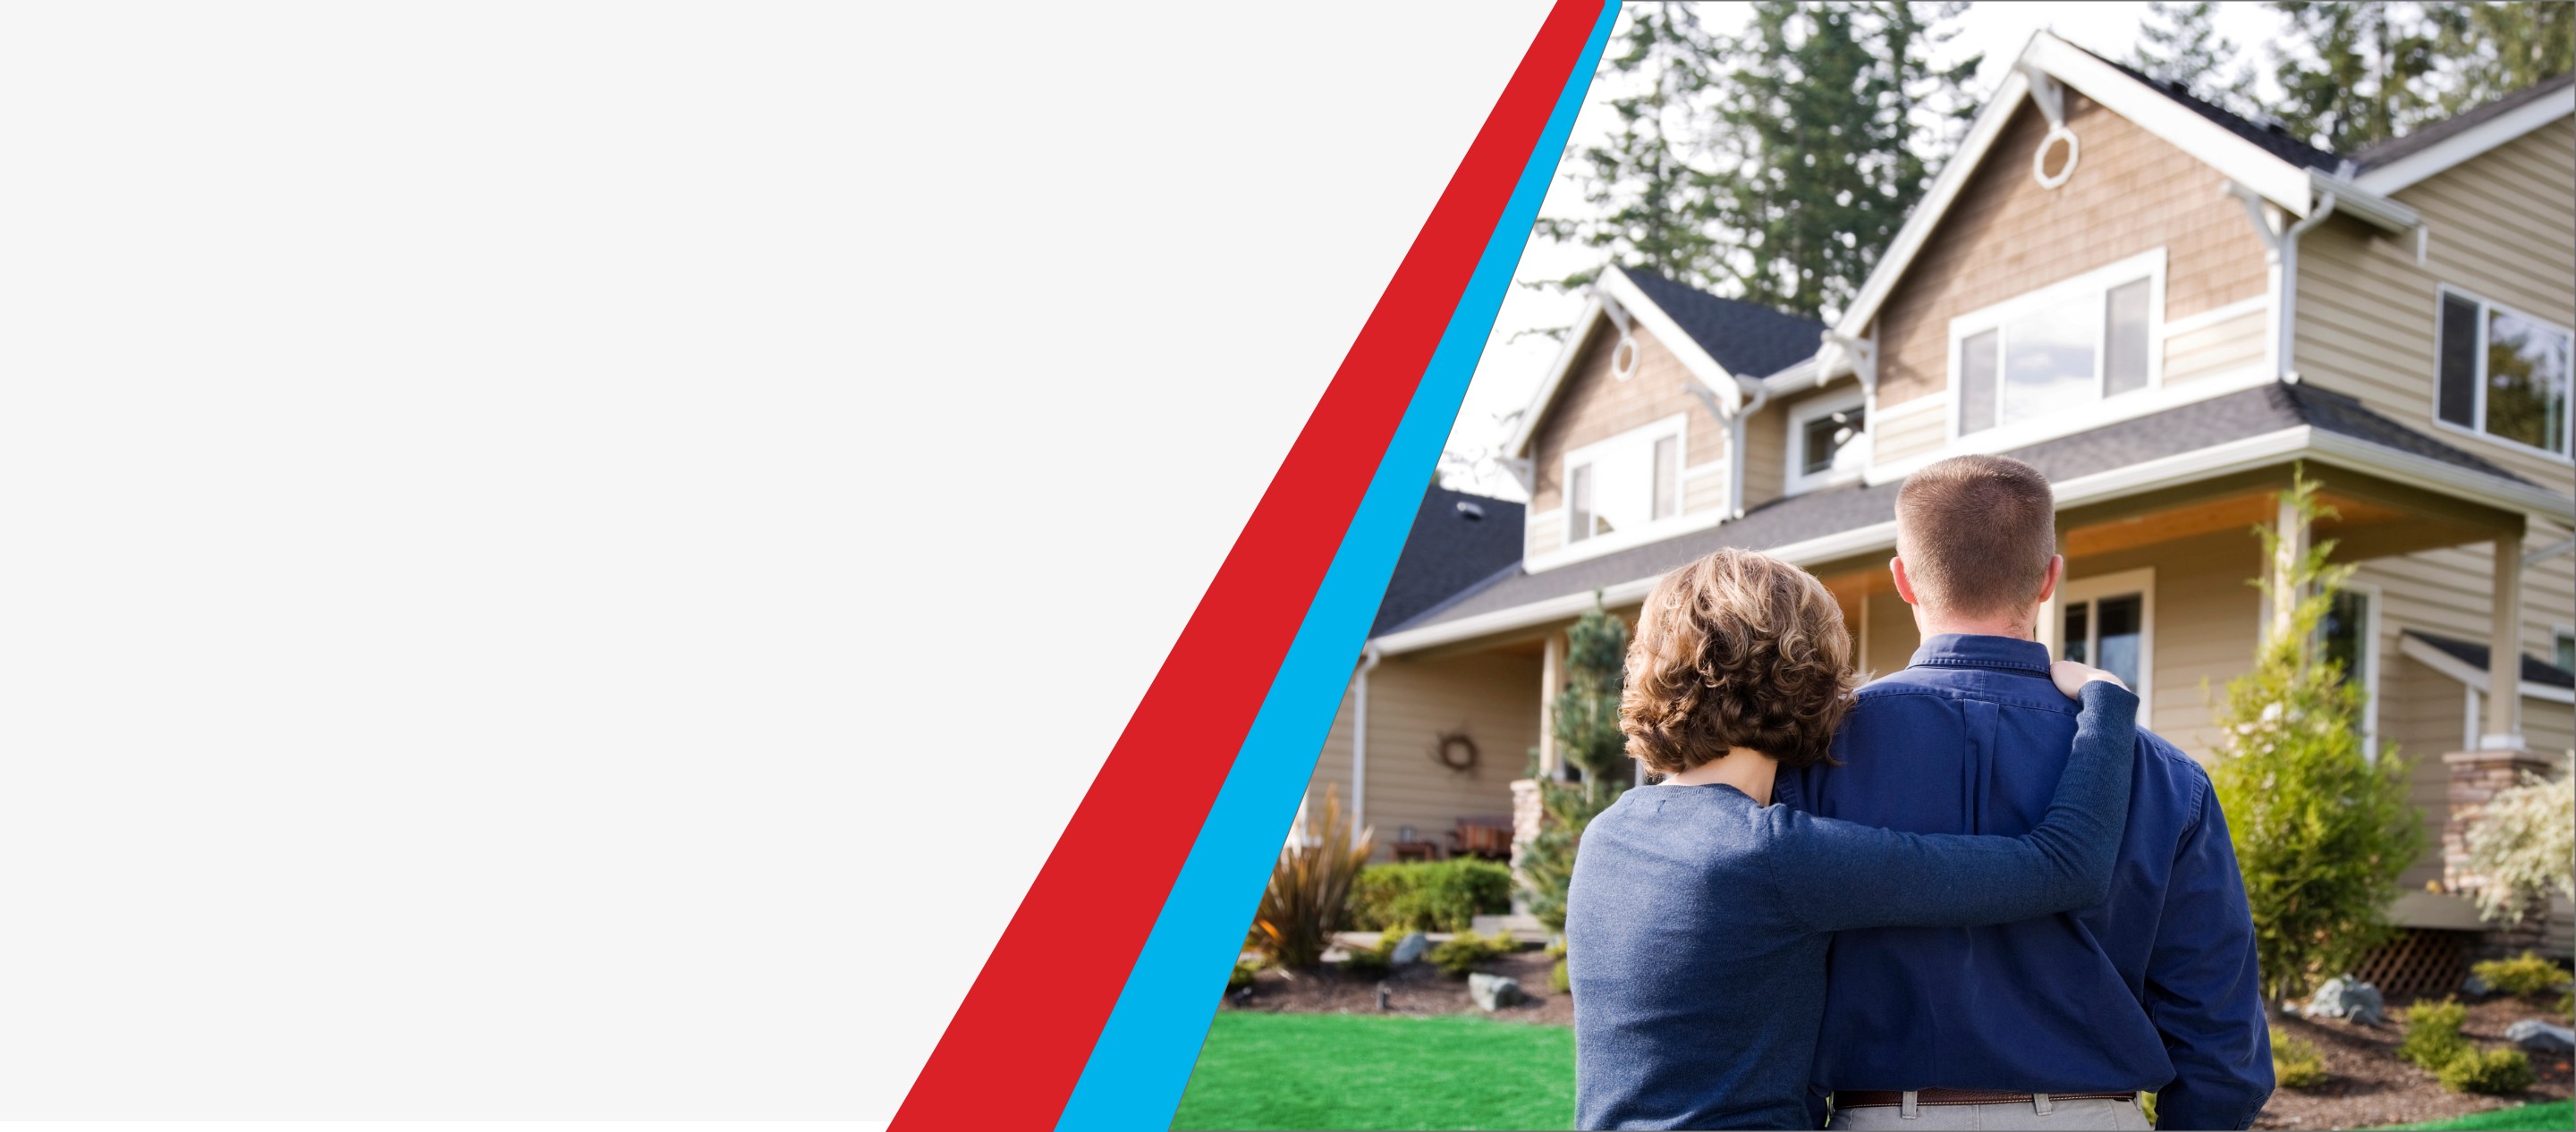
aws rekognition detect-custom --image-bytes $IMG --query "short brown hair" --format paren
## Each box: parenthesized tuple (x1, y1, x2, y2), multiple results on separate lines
(1894, 454, 2057, 619)
(1619, 548, 1858, 774)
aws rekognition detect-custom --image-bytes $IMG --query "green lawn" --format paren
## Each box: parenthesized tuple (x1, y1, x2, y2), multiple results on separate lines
(2369, 1100, 2574, 1130)
(1172, 1011, 1575, 1131)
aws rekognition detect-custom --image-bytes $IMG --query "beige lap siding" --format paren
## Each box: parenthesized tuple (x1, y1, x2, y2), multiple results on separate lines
(1527, 322, 1730, 515)
(2162, 308, 2267, 385)
(1303, 650, 1542, 861)
(1868, 398, 1949, 469)
(2063, 528, 2267, 761)
(1868, 93, 2271, 415)
(2294, 122, 2576, 489)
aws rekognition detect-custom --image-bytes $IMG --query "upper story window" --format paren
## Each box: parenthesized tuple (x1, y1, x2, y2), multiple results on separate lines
(2436, 286, 2572, 460)
(1565, 415, 1683, 545)
(1785, 393, 1867, 494)
(1952, 249, 2165, 437)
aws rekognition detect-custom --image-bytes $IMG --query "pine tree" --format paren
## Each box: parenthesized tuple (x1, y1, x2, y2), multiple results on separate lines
(1531, 4, 1727, 292)
(2131, 0, 2259, 117)
(2207, 472, 2422, 1010)
(2265, 2, 2456, 152)
(2436, 2, 2576, 114)
(1707, 2, 1979, 321)
(1520, 599, 1632, 933)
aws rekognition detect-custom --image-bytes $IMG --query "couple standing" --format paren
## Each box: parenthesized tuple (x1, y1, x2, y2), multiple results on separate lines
(1565, 454, 2274, 1131)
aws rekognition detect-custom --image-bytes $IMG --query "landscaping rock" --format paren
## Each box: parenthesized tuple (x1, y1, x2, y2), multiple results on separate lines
(2505, 1018, 2575, 1054)
(2462, 973, 2494, 998)
(1389, 932, 1431, 967)
(2304, 976, 2385, 1025)
(1469, 972, 1523, 1012)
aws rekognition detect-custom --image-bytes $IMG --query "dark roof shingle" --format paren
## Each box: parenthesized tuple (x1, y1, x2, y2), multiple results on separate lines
(1370, 486, 1526, 636)
(2355, 72, 2576, 170)
(2078, 47, 2345, 172)
(2404, 629, 2576, 689)
(1385, 383, 2541, 638)
(1619, 267, 1828, 379)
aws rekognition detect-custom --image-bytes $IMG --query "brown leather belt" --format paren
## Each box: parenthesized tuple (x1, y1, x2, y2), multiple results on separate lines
(1836, 1088, 2137, 1109)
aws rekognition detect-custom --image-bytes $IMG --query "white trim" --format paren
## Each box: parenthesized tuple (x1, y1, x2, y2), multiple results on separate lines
(1835, 30, 2332, 343)
(1376, 424, 2576, 655)
(1872, 389, 1951, 422)
(2159, 295, 2270, 340)
(2334, 579, 2385, 758)
(1946, 248, 2168, 444)
(1784, 391, 1870, 495)
(1681, 460, 1727, 481)
(1546, 413, 1696, 571)
(2401, 632, 2576, 705)
(1599, 267, 1741, 410)
(1504, 296, 1609, 459)
(2059, 567, 2157, 715)
(2431, 283, 2576, 464)
(1871, 363, 2271, 484)
(2465, 686, 2483, 752)
(2356, 83, 2576, 195)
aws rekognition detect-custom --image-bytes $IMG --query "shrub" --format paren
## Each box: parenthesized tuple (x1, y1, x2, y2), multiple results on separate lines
(2436, 1046, 2537, 1095)
(1339, 933, 1400, 979)
(2399, 998, 2470, 1071)
(1548, 956, 1571, 995)
(1250, 786, 1374, 969)
(1428, 929, 1515, 978)
(1349, 859, 1514, 933)
(2471, 950, 2572, 1000)
(2462, 769, 2574, 925)
(2270, 1027, 2328, 1089)
(2208, 474, 2421, 1009)
(1521, 603, 1633, 932)
(1228, 957, 1264, 993)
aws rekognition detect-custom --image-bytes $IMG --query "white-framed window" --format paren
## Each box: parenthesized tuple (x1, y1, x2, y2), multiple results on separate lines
(1564, 415, 1685, 545)
(1951, 249, 2165, 437)
(1784, 393, 1868, 494)
(2319, 582, 2383, 756)
(2554, 625, 2574, 673)
(2436, 285, 2573, 460)
(2057, 567, 2155, 713)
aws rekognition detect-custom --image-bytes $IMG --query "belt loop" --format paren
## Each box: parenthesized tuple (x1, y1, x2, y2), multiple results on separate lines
(1900, 1091, 1919, 1120)
(2032, 1093, 2054, 1116)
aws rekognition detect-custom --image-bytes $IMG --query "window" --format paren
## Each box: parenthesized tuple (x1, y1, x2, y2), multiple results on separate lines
(2437, 287, 2573, 459)
(1952, 252, 2164, 436)
(1563, 418, 1684, 545)
(2555, 627, 2574, 673)
(1786, 394, 1868, 494)
(2319, 586, 2381, 754)
(2057, 568, 2155, 709)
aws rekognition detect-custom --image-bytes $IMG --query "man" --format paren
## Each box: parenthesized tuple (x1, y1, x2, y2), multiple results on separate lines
(1775, 454, 2272, 1131)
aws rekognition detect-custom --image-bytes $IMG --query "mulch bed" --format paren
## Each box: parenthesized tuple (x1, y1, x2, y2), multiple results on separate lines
(1226, 945, 1572, 1026)
(1233, 951, 2571, 1130)
(2254, 994, 2572, 1130)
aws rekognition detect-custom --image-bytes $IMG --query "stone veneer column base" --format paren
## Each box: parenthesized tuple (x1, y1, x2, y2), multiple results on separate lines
(2441, 747, 2563, 960)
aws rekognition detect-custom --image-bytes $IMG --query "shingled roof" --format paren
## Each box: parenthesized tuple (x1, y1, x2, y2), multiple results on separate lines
(1384, 383, 2537, 639)
(2078, 46, 2346, 172)
(2404, 629, 2576, 690)
(1370, 485, 1525, 637)
(1618, 267, 1828, 379)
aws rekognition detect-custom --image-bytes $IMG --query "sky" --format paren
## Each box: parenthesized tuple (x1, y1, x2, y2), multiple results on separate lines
(1444, 0, 2291, 500)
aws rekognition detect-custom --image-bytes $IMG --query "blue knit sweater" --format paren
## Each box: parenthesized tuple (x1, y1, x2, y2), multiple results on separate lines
(1566, 681, 2139, 1130)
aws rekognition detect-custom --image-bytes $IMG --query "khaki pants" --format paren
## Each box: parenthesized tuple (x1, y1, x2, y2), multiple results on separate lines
(1827, 1094, 2152, 1130)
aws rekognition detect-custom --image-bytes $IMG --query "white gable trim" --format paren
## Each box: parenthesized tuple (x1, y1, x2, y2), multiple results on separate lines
(2357, 84, 2576, 196)
(2399, 632, 2576, 705)
(1836, 30, 2332, 341)
(1505, 266, 1743, 459)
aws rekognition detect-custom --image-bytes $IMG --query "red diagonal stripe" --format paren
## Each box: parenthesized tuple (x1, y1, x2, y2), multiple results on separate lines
(890, 5, 1603, 1128)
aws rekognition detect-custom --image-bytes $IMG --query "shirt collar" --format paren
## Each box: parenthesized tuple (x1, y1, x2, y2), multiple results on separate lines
(1909, 633, 2053, 676)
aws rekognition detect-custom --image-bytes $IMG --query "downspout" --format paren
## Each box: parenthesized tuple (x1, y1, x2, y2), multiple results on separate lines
(1726, 384, 1770, 519)
(1352, 646, 1382, 834)
(2227, 182, 2337, 384)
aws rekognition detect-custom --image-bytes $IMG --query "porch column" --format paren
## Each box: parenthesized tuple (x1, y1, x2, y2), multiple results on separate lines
(2268, 491, 2309, 641)
(2482, 528, 2523, 748)
(1538, 629, 1563, 775)
(2038, 528, 2067, 658)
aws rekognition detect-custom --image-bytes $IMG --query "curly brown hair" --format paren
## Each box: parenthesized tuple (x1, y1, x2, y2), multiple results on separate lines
(1619, 548, 1859, 774)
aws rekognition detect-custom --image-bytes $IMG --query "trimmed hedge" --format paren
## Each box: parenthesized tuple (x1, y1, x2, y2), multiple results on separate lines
(1349, 859, 1514, 933)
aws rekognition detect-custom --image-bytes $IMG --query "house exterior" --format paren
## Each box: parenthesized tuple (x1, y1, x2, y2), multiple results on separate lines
(1314, 32, 2576, 959)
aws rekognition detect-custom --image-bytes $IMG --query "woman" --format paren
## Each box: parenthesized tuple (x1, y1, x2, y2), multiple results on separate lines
(1566, 548, 2137, 1130)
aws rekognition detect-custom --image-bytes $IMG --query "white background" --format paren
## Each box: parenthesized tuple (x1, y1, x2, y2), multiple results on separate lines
(0, 1, 1551, 1119)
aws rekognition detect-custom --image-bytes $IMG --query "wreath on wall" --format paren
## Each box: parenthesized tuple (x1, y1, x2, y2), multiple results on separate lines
(1434, 730, 1479, 773)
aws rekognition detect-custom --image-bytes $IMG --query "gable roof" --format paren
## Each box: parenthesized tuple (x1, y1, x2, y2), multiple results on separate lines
(1369, 485, 1525, 637)
(2077, 47, 2344, 173)
(2356, 72, 2575, 169)
(1617, 267, 1828, 381)
(1378, 382, 2552, 651)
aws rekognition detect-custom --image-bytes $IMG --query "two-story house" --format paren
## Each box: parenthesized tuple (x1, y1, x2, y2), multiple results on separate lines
(1309, 31, 2576, 967)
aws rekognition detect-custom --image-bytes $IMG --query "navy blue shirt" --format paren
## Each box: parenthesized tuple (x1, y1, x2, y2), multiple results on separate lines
(1568, 682, 2138, 1130)
(1776, 635, 2273, 1132)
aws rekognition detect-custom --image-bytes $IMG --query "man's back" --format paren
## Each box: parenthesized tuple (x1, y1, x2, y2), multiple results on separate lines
(1775, 634, 2272, 1130)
